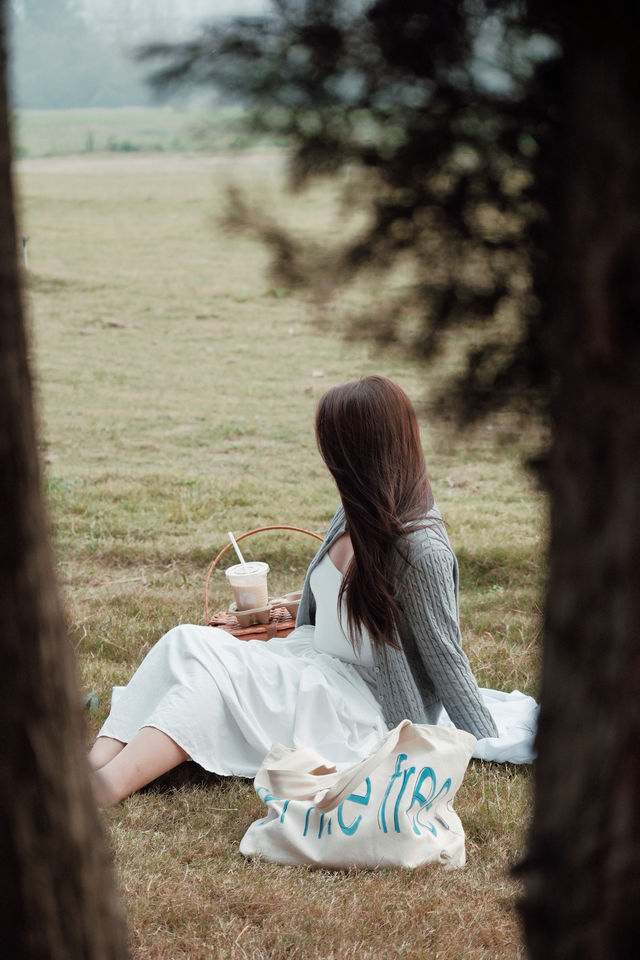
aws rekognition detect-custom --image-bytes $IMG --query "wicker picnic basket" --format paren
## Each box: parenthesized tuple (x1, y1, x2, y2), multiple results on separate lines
(204, 525, 323, 641)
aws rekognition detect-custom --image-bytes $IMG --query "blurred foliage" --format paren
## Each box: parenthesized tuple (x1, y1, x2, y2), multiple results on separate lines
(142, 0, 564, 423)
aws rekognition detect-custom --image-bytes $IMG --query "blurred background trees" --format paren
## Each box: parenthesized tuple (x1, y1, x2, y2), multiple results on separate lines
(10, 0, 146, 106)
(7, 0, 217, 108)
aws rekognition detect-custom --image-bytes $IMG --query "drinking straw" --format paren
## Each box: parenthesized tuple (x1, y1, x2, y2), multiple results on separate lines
(228, 531, 248, 569)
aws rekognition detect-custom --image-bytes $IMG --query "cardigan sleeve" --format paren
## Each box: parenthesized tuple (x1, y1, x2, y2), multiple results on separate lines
(398, 540, 498, 739)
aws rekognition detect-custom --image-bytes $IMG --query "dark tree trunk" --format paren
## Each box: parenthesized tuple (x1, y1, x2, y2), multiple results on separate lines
(520, 5, 640, 956)
(0, 5, 129, 957)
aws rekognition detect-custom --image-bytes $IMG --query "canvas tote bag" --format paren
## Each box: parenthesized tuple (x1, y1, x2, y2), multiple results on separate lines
(239, 719, 476, 869)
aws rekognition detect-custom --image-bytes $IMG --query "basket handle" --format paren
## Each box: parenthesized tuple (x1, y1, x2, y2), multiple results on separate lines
(204, 525, 324, 623)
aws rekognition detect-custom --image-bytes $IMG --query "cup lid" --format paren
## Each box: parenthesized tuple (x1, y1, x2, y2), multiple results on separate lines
(225, 561, 269, 577)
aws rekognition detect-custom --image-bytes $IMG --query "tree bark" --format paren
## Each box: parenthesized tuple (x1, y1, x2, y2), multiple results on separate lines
(0, 4, 129, 956)
(519, 5, 640, 956)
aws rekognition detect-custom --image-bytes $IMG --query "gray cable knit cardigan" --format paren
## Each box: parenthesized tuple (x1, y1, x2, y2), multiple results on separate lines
(295, 505, 498, 740)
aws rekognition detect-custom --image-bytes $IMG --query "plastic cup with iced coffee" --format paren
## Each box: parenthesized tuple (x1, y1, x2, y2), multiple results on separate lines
(225, 561, 270, 612)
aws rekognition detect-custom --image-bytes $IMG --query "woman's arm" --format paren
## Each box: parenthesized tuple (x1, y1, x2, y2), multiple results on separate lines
(398, 538, 498, 739)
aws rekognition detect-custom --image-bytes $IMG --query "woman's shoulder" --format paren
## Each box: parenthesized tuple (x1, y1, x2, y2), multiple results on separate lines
(399, 505, 455, 570)
(405, 504, 451, 548)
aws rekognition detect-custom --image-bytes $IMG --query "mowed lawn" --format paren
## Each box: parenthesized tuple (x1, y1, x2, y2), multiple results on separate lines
(17, 143, 544, 960)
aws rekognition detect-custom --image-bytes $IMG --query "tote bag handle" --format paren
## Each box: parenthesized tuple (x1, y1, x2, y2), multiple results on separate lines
(266, 720, 413, 812)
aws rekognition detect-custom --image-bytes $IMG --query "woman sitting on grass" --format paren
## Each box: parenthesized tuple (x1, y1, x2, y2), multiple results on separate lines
(90, 375, 499, 806)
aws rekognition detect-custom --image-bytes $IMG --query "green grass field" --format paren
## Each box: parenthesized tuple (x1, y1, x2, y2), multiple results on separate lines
(17, 119, 544, 959)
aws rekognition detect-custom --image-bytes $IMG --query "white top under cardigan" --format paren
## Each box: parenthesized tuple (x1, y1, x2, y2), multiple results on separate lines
(311, 553, 375, 669)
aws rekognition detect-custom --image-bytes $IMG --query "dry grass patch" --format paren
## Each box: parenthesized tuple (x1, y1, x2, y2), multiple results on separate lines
(106, 766, 529, 959)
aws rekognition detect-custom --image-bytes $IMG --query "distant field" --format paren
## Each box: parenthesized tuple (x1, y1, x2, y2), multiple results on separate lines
(13, 105, 279, 157)
(18, 144, 544, 959)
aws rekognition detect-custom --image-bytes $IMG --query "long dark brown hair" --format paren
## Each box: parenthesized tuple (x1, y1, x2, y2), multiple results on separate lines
(315, 375, 434, 649)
